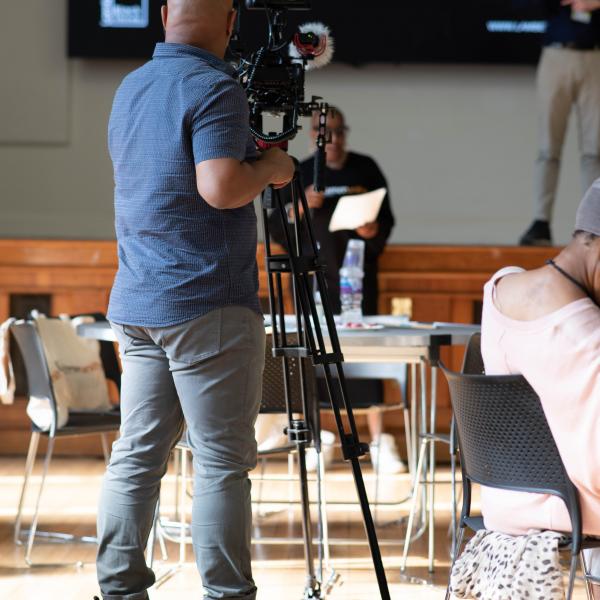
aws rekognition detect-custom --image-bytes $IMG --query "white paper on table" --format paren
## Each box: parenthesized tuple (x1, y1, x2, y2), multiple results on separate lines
(328, 187, 387, 232)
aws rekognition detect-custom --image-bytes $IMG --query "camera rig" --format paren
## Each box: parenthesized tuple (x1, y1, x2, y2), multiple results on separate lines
(233, 0, 330, 189)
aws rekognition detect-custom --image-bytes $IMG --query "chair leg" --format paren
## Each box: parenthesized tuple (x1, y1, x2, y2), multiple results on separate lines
(445, 526, 465, 600)
(449, 450, 458, 558)
(146, 499, 159, 568)
(401, 436, 428, 572)
(373, 425, 382, 525)
(255, 457, 268, 517)
(14, 432, 40, 545)
(179, 447, 188, 564)
(580, 551, 595, 600)
(316, 450, 332, 577)
(427, 365, 438, 573)
(100, 433, 111, 466)
(173, 449, 180, 521)
(449, 418, 458, 559)
(25, 437, 55, 566)
(565, 552, 578, 600)
(287, 452, 295, 514)
(403, 406, 413, 478)
(410, 364, 418, 475)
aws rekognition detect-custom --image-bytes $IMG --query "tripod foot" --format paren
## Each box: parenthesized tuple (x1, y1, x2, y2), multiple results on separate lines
(303, 581, 322, 599)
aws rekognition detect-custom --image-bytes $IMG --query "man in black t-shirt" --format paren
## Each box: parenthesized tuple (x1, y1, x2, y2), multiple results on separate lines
(297, 112, 395, 314)
(266, 108, 404, 474)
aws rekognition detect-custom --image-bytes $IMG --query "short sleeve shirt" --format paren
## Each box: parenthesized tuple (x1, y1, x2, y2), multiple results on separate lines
(107, 43, 260, 327)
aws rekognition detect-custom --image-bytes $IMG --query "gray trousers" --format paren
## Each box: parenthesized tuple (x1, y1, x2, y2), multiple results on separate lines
(96, 306, 265, 600)
(535, 47, 600, 221)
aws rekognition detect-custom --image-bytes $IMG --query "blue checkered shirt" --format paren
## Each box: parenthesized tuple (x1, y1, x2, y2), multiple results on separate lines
(107, 43, 260, 327)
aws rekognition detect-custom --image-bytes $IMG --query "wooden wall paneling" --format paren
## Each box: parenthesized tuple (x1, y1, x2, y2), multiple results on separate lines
(0, 241, 560, 457)
(0, 292, 9, 323)
(52, 290, 110, 317)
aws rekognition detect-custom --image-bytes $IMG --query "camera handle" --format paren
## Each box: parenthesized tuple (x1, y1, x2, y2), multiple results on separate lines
(259, 162, 391, 600)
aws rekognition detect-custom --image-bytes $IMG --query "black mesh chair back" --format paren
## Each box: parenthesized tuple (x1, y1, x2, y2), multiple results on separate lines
(441, 366, 582, 555)
(260, 334, 320, 450)
(10, 321, 59, 434)
(461, 332, 484, 375)
(261, 334, 316, 414)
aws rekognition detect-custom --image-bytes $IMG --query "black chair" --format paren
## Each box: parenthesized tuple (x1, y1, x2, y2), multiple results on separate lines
(11, 317, 121, 566)
(254, 332, 321, 514)
(441, 364, 599, 600)
(447, 331, 483, 550)
(460, 331, 483, 375)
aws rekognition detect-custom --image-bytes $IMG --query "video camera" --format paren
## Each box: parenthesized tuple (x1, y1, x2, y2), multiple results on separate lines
(232, 0, 333, 190)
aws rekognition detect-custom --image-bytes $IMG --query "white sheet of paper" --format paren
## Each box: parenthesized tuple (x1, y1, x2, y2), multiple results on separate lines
(572, 8, 592, 23)
(328, 187, 387, 232)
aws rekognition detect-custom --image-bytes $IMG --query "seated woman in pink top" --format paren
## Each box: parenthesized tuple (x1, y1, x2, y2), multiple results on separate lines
(481, 179, 600, 596)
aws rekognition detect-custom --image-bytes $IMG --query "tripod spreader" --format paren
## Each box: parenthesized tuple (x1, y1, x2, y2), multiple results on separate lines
(341, 436, 370, 461)
(285, 419, 313, 445)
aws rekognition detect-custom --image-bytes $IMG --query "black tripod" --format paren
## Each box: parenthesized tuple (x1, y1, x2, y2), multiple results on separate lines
(260, 162, 391, 600)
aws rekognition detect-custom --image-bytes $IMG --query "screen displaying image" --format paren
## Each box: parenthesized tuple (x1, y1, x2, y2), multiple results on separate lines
(99, 0, 150, 29)
(69, 0, 164, 58)
(68, 1, 546, 63)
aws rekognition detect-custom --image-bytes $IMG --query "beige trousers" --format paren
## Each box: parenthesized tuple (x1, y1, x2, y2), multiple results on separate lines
(534, 47, 600, 221)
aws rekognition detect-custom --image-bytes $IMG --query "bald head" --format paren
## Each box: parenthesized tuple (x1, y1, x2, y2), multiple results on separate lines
(162, 0, 236, 59)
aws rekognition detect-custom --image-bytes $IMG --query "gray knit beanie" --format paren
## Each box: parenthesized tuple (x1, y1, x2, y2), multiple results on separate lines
(575, 179, 600, 236)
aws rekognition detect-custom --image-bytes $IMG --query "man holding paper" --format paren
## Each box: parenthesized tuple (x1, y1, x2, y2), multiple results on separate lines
(278, 107, 395, 315)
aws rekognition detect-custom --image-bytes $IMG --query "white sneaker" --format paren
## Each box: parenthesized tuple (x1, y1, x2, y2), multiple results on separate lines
(257, 432, 289, 453)
(305, 430, 336, 472)
(369, 433, 407, 474)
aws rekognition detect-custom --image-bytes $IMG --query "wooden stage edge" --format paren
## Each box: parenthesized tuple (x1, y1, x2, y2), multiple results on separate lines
(0, 240, 559, 457)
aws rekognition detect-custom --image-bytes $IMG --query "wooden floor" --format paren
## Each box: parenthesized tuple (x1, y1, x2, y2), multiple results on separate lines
(0, 456, 591, 600)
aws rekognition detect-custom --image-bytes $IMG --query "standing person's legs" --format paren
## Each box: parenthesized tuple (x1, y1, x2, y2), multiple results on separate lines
(534, 48, 576, 222)
(576, 50, 600, 194)
(161, 307, 265, 600)
(97, 324, 185, 600)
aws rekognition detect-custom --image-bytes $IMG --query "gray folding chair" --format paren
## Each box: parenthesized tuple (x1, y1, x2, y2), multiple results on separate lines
(11, 318, 120, 566)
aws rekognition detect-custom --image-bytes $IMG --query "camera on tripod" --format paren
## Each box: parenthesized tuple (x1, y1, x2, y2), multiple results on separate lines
(233, 0, 333, 187)
(233, 0, 333, 190)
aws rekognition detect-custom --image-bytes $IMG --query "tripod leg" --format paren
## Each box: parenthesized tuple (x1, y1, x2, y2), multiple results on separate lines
(297, 443, 320, 597)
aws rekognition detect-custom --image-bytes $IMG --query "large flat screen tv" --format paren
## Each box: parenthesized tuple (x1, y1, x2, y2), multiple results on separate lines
(69, 1, 547, 64)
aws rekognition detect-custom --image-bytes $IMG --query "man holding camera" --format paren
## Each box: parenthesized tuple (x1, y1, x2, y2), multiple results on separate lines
(520, 0, 600, 245)
(96, 1, 294, 599)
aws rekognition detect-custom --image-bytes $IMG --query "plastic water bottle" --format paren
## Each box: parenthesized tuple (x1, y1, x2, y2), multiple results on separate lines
(339, 239, 365, 325)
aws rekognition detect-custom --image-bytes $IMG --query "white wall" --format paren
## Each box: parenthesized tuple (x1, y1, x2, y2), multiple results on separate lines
(0, 1, 584, 245)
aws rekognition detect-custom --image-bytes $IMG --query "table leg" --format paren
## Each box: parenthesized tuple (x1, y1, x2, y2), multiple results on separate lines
(420, 360, 428, 529)
(428, 365, 438, 573)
